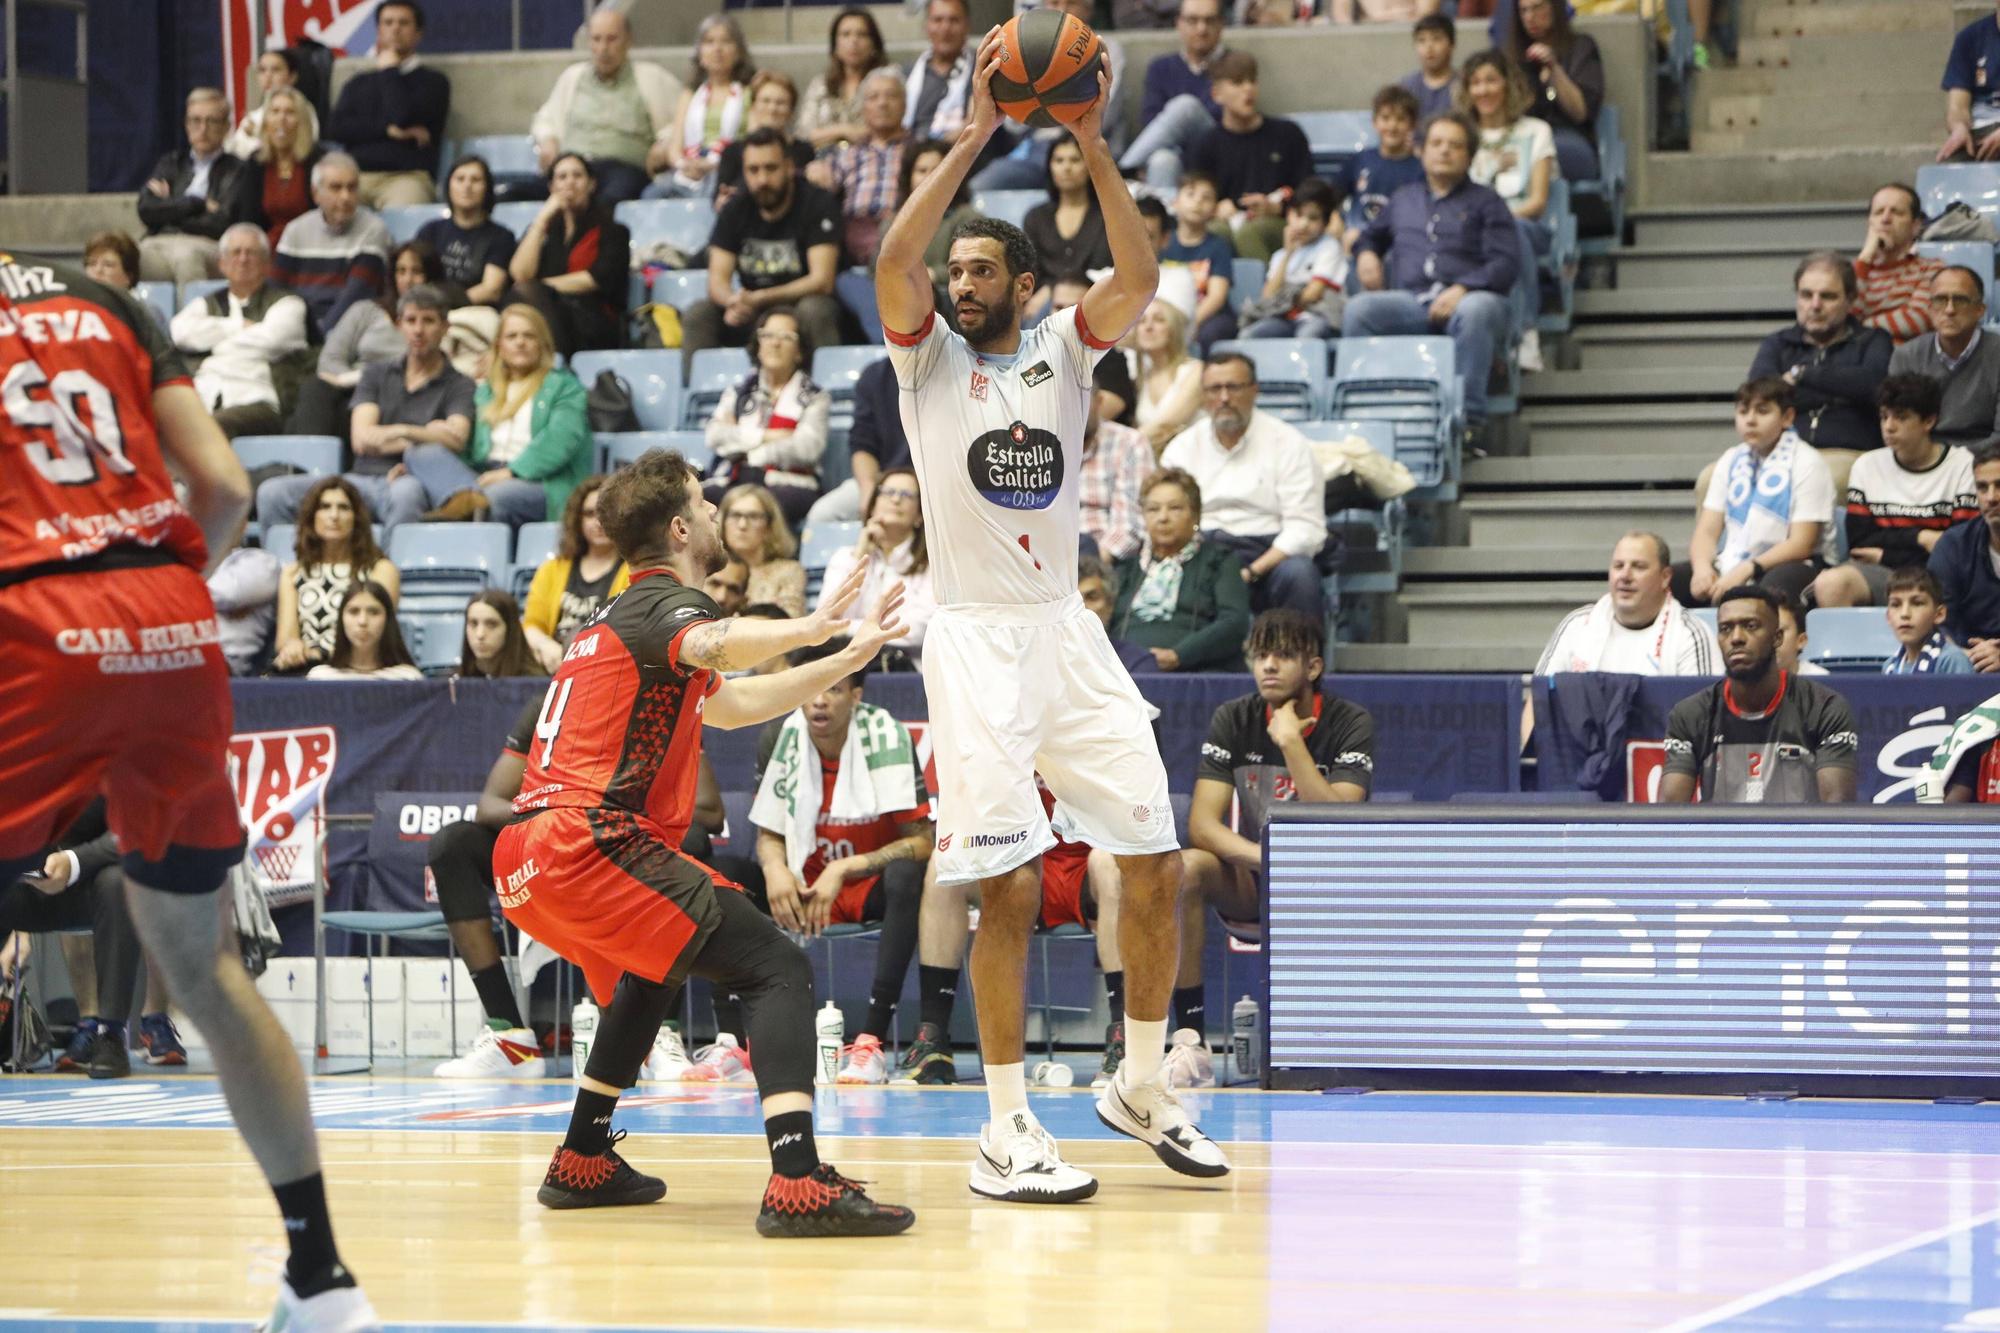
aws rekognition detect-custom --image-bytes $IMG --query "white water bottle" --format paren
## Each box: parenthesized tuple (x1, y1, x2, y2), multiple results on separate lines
(571, 997, 599, 1084)
(1231, 995, 1261, 1085)
(815, 1001, 843, 1086)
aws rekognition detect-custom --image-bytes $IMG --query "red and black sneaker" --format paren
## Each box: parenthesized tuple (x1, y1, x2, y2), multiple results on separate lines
(756, 1164, 916, 1238)
(536, 1130, 667, 1210)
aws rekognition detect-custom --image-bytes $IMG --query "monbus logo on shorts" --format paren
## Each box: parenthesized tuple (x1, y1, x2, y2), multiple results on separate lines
(499, 858, 540, 909)
(964, 830, 1031, 850)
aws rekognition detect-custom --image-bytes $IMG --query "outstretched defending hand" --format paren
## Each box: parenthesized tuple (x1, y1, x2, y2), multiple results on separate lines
(841, 581, 909, 660)
(807, 559, 874, 640)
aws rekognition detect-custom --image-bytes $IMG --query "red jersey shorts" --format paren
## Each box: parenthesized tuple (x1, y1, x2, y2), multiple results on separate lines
(0, 562, 243, 891)
(495, 806, 739, 1005)
(1039, 838, 1093, 931)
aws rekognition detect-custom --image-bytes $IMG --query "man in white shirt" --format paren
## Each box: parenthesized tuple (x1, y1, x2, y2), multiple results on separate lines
(1160, 352, 1326, 617)
(169, 223, 310, 439)
(1537, 532, 1723, 677)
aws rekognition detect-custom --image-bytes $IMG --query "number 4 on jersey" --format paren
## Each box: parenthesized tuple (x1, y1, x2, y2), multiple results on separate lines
(535, 678, 574, 767)
(5, 362, 134, 486)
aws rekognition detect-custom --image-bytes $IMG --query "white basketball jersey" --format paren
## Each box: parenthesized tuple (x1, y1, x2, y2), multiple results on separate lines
(885, 304, 1114, 606)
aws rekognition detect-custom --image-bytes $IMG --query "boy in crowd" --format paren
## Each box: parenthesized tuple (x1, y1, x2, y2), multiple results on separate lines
(1240, 178, 1347, 340)
(1185, 51, 1314, 263)
(1397, 14, 1458, 124)
(1162, 171, 1239, 352)
(1776, 594, 1831, 676)
(1340, 86, 1426, 253)
(1884, 566, 1975, 674)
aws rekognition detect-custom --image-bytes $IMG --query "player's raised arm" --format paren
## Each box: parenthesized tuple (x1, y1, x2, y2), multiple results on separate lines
(678, 558, 881, 673)
(153, 382, 251, 576)
(877, 26, 1007, 338)
(705, 585, 908, 730)
(1074, 67, 1158, 347)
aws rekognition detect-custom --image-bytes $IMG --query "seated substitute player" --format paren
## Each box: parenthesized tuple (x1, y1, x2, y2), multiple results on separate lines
(1659, 584, 1860, 804)
(750, 639, 933, 1084)
(1171, 610, 1373, 1084)
(493, 447, 915, 1237)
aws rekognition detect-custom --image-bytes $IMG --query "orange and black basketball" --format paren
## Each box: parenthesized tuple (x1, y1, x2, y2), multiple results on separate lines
(992, 9, 1105, 130)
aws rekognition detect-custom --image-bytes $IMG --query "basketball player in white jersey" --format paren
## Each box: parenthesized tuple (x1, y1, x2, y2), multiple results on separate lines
(876, 28, 1229, 1201)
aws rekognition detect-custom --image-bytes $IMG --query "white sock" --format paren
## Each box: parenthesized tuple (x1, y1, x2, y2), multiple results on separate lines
(1118, 1015, 1168, 1088)
(984, 1062, 1029, 1125)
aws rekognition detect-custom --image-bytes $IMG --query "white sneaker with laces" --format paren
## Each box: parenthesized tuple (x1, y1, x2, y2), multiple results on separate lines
(432, 1027, 546, 1080)
(682, 1033, 753, 1082)
(258, 1276, 380, 1332)
(968, 1110, 1098, 1203)
(836, 1034, 889, 1084)
(641, 1024, 691, 1080)
(1160, 1028, 1217, 1089)
(1095, 1074, 1231, 1178)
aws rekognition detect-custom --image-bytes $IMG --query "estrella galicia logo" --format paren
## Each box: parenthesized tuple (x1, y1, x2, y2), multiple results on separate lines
(968, 421, 1063, 511)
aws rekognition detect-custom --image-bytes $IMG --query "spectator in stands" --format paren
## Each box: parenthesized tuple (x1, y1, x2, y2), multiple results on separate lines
(1160, 172, 1238, 354)
(1537, 531, 1722, 674)
(1462, 51, 1556, 233)
(1240, 178, 1349, 341)
(1883, 566, 1975, 673)
(1940, 1, 2000, 162)
(1341, 85, 1426, 251)
(225, 47, 318, 160)
(1660, 584, 1859, 803)
(1674, 377, 1835, 607)
(529, 7, 680, 208)
(1775, 593, 1830, 676)
(260, 285, 474, 530)
(1399, 14, 1459, 123)
(647, 14, 754, 199)
(1347, 111, 1520, 432)
(706, 558, 751, 616)
(1162, 352, 1327, 617)
(82, 232, 140, 291)
(456, 589, 544, 679)
(1020, 139, 1115, 322)
(230, 87, 322, 249)
(1854, 184, 1942, 345)
(815, 467, 938, 667)
(290, 239, 442, 440)
(1129, 301, 1206, 452)
(169, 222, 311, 438)
(522, 475, 630, 671)
(507, 153, 631, 358)
(1185, 52, 1314, 264)
(415, 303, 592, 526)
(1812, 375, 1977, 608)
(137, 87, 247, 284)
(1120, 0, 1228, 192)
(683, 129, 844, 367)
(209, 545, 282, 675)
(271, 151, 392, 333)
(325, 0, 449, 208)
(719, 482, 809, 617)
(1079, 390, 1154, 560)
(807, 69, 909, 263)
(1748, 254, 1893, 451)
(702, 306, 830, 527)
(807, 356, 909, 527)
(1504, 0, 1605, 183)
(1891, 268, 2000, 447)
(418, 158, 516, 307)
(714, 72, 816, 212)
(306, 580, 422, 680)
(1325, 0, 1447, 23)
(1930, 443, 2000, 668)
(903, 0, 973, 140)
(1109, 468, 1253, 672)
(272, 477, 400, 672)
(799, 7, 892, 152)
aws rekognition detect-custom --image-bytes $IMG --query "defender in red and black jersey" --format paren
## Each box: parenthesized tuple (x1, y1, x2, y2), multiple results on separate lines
(494, 446, 915, 1238)
(0, 254, 375, 1327)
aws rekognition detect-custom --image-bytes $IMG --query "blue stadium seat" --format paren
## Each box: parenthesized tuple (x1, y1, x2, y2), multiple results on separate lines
(1228, 256, 1265, 315)
(1918, 163, 2000, 229)
(511, 521, 561, 600)
(491, 201, 545, 239)
(799, 522, 861, 601)
(1687, 606, 1718, 636)
(811, 344, 888, 435)
(1209, 338, 1327, 423)
(1573, 103, 1627, 254)
(973, 189, 1042, 230)
(683, 347, 753, 427)
(1291, 110, 1376, 178)
(652, 268, 710, 313)
(180, 278, 227, 310)
(1537, 178, 1579, 335)
(1805, 608, 1899, 672)
(399, 611, 466, 678)
(132, 282, 175, 330)
(455, 135, 542, 199)
(388, 523, 512, 613)
(381, 204, 447, 245)
(615, 199, 712, 258)
(235, 435, 340, 479)
(568, 350, 683, 431)
(1296, 419, 1406, 592)
(1330, 336, 1461, 497)
(262, 523, 297, 567)
(599, 430, 714, 474)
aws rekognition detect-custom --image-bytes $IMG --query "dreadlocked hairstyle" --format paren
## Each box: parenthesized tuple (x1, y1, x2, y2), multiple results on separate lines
(1243, 608, 1326, 683)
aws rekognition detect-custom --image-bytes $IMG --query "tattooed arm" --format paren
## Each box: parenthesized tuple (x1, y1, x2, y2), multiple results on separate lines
(675, 559, 880, 673)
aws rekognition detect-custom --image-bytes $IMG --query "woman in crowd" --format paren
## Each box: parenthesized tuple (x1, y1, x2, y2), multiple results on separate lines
(307, 581, 422, 680)
(718, 482, 808, 618)
(291, 240, 445, 437)
(418, 157, 517, 307)
(1109, 469, 1252, 672)
(273, 477, 400, 673)
(1504, 0, 1605, 182)
(813, 466, 937, 668)
(1128, 300, 1205, 453)
(798, 8, 892, 151)
(457, 589, 544, 680)
(509, 153, 631, 357)
(1462, 51, 1556, 232)
(646, 15, 754, 198)
(704, 306, 829, 528)
(522, 476, 630, 672)
(231, 87, 322, 248)
(413, 303, 592, 526)
(82, 232, 140, 291)
(1022, 138, 1112, 321)
(714, 71, 815, 211)
(224, 47, 320, 160)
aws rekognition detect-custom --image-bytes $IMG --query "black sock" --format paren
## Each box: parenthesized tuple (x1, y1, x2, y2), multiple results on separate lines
(1173, 985, 1207, 1037)
(1103, 970, 1125, 1020)
(863, 992, 896, 1042)
(470, 960, 524, 1029)
(562, 1088, 618, 1156)
(918, 965, 959, 1037)
(272, 1173, 352, 1295)
(765, 1109, 819, 1179)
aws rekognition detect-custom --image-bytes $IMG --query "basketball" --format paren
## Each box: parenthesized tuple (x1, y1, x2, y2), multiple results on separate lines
(992, 9, 1105, 130)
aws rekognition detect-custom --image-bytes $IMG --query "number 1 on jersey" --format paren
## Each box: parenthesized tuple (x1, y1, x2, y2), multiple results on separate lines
(535, 678, 574, 767)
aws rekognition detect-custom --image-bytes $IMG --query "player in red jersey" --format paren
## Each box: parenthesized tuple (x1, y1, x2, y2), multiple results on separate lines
(495, 447, 915, 1238)
(0, 254, 376, 1331)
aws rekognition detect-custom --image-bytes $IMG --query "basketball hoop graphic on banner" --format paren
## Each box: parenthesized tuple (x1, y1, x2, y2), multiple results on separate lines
(227, 726, 337, 910)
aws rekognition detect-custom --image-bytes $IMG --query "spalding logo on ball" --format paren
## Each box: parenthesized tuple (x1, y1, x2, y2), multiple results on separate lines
(993, 10, 1105, 129)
